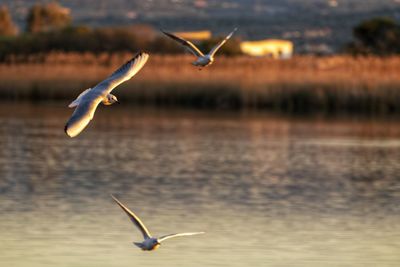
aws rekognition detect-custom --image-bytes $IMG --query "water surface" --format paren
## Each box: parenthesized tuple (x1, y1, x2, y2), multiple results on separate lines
(0, 103, 399, 267)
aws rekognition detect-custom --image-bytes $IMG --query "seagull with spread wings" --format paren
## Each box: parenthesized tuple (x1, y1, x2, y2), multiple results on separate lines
(64, 52, 149, 138)
(161, 28, 237, 68)
(111, 195, 204, 251)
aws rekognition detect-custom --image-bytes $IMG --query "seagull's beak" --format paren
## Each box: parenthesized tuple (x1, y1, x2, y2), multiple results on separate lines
(116, 100, 120, 104)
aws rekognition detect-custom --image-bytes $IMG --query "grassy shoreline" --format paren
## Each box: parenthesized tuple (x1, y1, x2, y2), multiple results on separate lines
(1, 53, 400, 114)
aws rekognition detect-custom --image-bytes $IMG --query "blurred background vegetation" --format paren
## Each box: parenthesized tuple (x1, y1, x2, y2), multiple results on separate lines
(0, 2, 243, 62)
(0, 5, 18, 36)
(1, 2, 400, 115)
(2, 2, 400, 61)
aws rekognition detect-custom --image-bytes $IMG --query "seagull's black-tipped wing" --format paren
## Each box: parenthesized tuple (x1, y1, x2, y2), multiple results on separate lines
(64, 97, 102, 138)
(92, 52, 149, 96)
(208, 28, 238, 57)
(158, 232, 205, 243)
(161, 30, 204, 57)
(111, 195, 152, 239)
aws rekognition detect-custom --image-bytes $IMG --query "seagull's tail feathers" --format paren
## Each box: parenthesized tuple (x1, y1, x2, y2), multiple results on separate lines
(133, 242, 144, 248)
(68, 88, 91, 108)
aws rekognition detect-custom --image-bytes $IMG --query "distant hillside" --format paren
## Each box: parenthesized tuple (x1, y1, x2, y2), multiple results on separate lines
(3, 0, 400, 52)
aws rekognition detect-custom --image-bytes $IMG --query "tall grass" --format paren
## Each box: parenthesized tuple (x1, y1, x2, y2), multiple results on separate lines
(1, 53, 400, 114)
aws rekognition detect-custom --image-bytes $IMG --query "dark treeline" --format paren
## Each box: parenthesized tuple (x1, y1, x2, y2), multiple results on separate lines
(345, 17, 400, 56)
(0, 25, 177, 61)
(0, 25, 242, 62)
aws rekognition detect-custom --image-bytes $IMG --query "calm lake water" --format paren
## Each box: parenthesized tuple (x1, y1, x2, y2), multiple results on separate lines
(0, 103, 399, 267)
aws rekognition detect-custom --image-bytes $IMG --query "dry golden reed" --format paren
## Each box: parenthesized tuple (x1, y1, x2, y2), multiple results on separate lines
(1, 53, 400, 113)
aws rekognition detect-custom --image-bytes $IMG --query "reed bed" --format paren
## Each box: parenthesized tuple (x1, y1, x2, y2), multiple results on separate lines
(1, 53, 400, 114)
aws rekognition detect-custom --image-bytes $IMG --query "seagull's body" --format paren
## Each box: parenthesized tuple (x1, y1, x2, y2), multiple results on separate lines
(162, 28, 237, 68)
(111, 195, 204, 251)
(193, 55, 213, 67)
(64, 52, 149, 137)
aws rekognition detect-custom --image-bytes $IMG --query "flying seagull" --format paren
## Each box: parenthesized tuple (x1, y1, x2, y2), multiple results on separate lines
(111, 195, 204, 251)
(64, 52, 149, 137)
(161, 28, 237, 68)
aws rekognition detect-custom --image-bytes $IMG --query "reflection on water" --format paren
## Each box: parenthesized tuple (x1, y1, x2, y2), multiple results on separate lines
(0, 103, 399, 267)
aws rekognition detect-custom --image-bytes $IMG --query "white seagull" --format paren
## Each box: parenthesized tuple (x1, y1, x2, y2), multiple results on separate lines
(161, 28, 237, 68)
(64, 52, 149, 137)
(111, 195, 205, 251)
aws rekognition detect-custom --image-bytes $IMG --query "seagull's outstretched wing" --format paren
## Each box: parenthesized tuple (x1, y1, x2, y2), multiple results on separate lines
(208, 28, 237, 57)
(158, 232, 205, 242)
(91, 52, 149, 96)
(64, 52, 149, 137)
(161, 30, 204, 57)
(111, 195, 152, 239)
(64, 97, 103, 138)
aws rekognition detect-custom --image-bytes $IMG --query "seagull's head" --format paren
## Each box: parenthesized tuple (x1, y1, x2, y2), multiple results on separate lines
(104, 94, 119, 105)
(150, 239, 161, 250)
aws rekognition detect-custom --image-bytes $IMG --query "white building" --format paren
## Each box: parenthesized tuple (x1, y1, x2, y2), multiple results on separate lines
(240, 39, 294, 59)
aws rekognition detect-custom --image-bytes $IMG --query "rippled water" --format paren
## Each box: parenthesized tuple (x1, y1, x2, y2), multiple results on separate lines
(0, 103, 399, 267)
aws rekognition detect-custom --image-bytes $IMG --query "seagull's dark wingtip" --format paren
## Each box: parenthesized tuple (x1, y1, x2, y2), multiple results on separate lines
(160, 30, 172, 37)
(64, 124, 72, 137)
(135, 51, 144, 57)
(135, 51, 149, 58)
